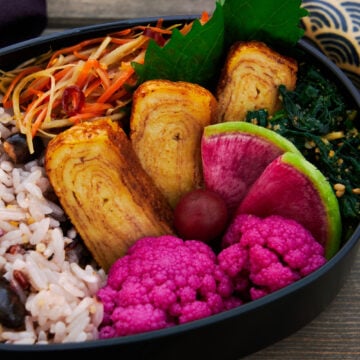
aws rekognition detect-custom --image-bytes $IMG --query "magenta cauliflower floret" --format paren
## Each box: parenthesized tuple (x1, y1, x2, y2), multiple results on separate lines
(218, 214, 326, 301)
(96, 235, 241, 338)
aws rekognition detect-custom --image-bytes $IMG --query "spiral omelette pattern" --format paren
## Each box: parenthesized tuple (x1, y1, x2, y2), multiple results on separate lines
(302, 0, 360, 89)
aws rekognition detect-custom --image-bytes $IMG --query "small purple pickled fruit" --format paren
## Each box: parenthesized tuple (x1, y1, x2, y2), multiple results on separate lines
(174, 188, 229, 243)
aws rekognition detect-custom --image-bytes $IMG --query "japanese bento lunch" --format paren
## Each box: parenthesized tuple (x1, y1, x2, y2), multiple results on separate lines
(0, 0, 359, 355)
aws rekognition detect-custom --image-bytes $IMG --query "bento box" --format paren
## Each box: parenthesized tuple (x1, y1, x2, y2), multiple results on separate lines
(0, 3, 359, 358)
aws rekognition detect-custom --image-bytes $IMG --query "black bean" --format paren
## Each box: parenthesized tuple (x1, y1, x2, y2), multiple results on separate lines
(0, 277, 26, 329)
(3, 133, 44, 164)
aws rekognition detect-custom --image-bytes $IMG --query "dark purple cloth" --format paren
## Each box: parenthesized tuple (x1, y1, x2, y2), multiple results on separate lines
(0, 0, 47, 47)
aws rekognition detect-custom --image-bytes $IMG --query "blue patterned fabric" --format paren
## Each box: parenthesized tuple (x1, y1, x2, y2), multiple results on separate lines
(302, 0, 360, 90)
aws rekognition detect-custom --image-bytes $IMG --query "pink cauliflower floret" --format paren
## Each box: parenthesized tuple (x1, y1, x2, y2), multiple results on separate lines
(96, 235, 241, 338)
(218, 214, 326, 301)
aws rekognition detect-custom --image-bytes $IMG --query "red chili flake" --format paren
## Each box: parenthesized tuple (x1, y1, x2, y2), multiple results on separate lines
(143, 27, 166, 46)
(62, 85, 85, 116)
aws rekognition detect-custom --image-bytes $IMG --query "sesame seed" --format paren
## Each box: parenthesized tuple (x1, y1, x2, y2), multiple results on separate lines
(334, 183, 346, 191)
(335, 190, 345, 197)
(323, 131, 344, 141)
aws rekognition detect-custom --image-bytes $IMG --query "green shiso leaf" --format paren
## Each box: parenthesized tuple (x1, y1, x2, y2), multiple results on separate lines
(133, 2, 224, 87)
(133, 0, 308, 87)
(223, 0, 308, 47)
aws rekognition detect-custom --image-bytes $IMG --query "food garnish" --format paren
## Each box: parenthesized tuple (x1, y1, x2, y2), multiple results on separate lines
(130, 79, 218, 208)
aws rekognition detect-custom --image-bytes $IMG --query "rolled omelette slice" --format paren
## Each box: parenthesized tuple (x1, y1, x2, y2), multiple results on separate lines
(216, 40, 298, 122)
(45, 118, 175, 271)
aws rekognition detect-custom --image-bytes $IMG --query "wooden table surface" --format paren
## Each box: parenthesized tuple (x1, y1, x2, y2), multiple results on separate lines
(43, 1, 360, 359)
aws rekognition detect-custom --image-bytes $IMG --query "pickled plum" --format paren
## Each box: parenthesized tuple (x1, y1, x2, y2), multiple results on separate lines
(173, 188, 229, 243)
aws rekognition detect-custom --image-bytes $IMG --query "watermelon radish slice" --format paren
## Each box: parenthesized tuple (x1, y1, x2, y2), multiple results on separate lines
(201, 121, 301, 215)
(237, 152, 342, 259)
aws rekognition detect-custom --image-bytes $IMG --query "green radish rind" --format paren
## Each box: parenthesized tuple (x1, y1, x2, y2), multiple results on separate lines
(280, 152, 342, 259)
(282, 152, 342, 259)
(203, 121, 302, 155)
(203, 122, 342, 259)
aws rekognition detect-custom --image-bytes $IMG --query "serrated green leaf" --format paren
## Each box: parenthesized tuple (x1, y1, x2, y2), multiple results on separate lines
(134, 2, 224, 87)
(133, 0, 308, 87)
(223, 0, 308, 47)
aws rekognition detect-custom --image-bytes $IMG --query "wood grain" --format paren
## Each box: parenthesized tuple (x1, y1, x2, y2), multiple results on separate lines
(43, 1, 360, 359)
(244, 251, 360, 359)
(46, 0, 215, 29)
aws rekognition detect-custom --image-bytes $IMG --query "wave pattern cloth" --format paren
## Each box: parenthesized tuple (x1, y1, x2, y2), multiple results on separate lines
(302, 0, 360, 90)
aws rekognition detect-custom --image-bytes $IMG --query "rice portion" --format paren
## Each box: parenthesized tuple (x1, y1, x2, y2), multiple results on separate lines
(0, 114, 106, 344)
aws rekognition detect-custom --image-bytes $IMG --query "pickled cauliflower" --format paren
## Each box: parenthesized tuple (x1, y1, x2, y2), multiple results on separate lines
(96, 215, 327, 338)
(218, 214, 327, 301)
(96, 235, 241, 338)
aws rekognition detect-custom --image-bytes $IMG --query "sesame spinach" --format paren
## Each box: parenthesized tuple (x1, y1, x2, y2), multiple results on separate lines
(246, 64, 360, 240)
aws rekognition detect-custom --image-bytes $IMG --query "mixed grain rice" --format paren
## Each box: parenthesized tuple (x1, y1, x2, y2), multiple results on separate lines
(0, 105, 106, 344)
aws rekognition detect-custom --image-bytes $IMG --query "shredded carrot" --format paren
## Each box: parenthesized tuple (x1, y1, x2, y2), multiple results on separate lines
(0, 16, 201, 152)
(111, 28, 134, 37)
(81, 102, 112, 114)
(97, 62, 136, 104)
(134, 25, 173, 36)
(95, 67, 110, 89)
(109, 38, 137, 45)
(48, 37, 106, 66)
(31, 106, 47, 137)
(75, 59, 100, 88)
(83, 79, 102, 97)
(2, 66, 42, 107)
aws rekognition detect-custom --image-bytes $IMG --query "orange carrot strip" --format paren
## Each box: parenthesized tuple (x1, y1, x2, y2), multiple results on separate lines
(73, 50, 90, 60)
(2, 66, 42, 108)
(107, 88, 131, 103)
(75, 59, 100, 88)
(31, 106, 47, 137)
(82, 102, 112, 114)
(19, 77, 50, 104)
(97, 63, 135, 104)
(133, 25, 172, 35)
(95, 67, 111, 89)
(106, 74, 137, 103)
(109, 38, 136, 45)
(48, 37, 106, 67)
(83, 79, 102, 98)
(111, 28, 133, 37)
(54, 66, 73, 82)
